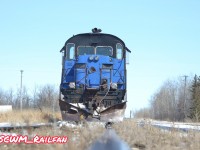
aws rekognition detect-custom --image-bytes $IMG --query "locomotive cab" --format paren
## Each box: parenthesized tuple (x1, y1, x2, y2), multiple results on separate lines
(59, 28, 131, 122)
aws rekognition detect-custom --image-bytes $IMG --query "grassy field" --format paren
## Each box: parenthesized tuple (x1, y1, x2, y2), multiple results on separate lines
(113, 120, 200, 150)
(0, 110, 200, 150)
(0, 108, 61, 124)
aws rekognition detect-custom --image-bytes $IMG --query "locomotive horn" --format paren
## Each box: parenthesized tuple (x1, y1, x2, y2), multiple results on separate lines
(92, 28, 102, 33)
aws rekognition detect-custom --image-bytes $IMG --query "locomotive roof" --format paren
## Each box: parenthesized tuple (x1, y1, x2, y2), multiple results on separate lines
(60, 32, 131, 53)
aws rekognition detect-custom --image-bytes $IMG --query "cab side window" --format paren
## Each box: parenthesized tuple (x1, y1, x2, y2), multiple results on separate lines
(116, 43, 123, 59)
(66, 43, 75, 60)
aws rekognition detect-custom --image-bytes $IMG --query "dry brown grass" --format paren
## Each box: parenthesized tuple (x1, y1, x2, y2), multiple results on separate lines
(0, 112, 200, 150)
(0, 108, 62, 124)
(113, 119, 200, 150)
(0, 122, 105, 150)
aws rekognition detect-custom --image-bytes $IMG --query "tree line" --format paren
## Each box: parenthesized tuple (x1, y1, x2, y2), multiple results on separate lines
(0, 84, 60, 111)
(133, 74, 200, 122)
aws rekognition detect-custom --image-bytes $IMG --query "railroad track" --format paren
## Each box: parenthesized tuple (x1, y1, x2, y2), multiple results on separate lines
(137, 119, 200, 132)
(0, 123, 53, 131)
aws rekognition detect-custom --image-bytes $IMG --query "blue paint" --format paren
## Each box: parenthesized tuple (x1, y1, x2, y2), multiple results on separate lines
(61, 55, 125, 90)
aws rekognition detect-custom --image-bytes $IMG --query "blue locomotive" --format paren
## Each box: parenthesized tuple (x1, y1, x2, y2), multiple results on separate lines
(59, 28, 131, 122)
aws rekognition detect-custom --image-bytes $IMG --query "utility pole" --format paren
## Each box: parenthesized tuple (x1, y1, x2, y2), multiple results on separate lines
(183, 75, 188, 119)
(20, 70, 23, 111)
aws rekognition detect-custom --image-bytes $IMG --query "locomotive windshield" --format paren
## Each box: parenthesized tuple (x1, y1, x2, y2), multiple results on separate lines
(96, 46, 113, 56)
(78, 46, 95, 55)
(77, 46, 113, 56)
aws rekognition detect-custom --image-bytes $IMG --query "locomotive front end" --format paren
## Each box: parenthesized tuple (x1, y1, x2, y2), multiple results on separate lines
(59, 29, 130, 122)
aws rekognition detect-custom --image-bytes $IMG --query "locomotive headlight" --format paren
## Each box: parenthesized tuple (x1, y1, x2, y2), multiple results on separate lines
(69, 82, 75, 89)
(110, 83, 117, 89)
(94, 56, 99, 61)
(89, 56, 94, 61)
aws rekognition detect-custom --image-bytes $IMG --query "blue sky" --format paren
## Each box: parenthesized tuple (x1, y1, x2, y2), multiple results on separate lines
(0, 0, 200, 116)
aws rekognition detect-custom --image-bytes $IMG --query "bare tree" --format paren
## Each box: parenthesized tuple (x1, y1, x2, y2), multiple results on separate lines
(149, 80, 179, 120)
(33, 84, 59, 111)
(0, 84, 60, 112)
(147, 76, 193, 121)
(4, 88, 14, 105)
(0, 88, 6, 105)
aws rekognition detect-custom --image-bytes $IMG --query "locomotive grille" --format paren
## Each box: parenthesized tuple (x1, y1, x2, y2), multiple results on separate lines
(102, 64, 113, 69)
(75, 63, 86, 69)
